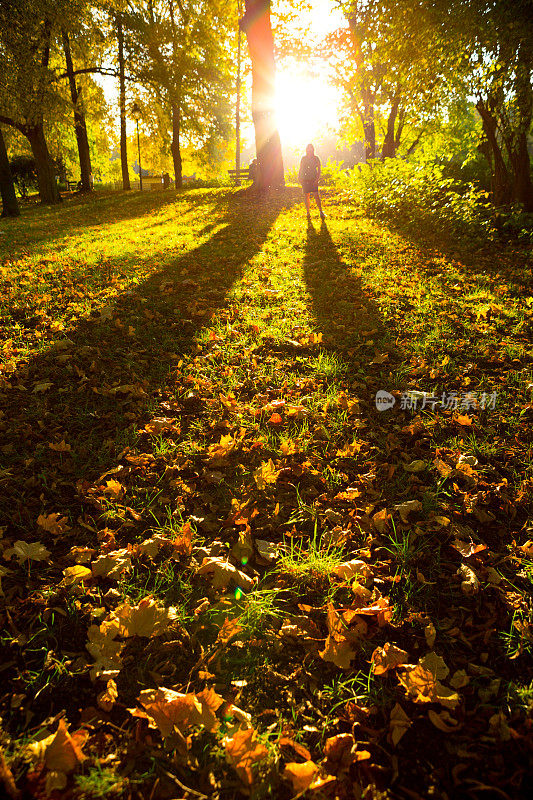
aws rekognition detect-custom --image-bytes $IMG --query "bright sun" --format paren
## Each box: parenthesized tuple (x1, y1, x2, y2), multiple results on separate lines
(275, 70, 340, 148)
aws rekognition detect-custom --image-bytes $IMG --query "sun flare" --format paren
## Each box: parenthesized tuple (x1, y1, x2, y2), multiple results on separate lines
(275, 70, 340, 148)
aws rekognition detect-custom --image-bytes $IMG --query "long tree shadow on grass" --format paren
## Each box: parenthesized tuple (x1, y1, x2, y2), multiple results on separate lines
(0, 189, 298, 535)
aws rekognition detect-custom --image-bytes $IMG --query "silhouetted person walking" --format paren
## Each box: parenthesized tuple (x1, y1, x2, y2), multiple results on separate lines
(299, 143, 325, 222)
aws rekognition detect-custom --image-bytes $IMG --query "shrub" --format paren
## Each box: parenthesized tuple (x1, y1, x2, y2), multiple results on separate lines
(340, 158, 496, 241)
(9, 155, 38, 198)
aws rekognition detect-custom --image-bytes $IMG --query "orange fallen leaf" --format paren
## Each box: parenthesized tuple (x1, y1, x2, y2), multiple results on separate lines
(37, 513, 70, 537)
(283, 761, 335, 795)
(224, 727, 268, 786)
(371, 642, 409, 675)
(28, 719, 87, 773)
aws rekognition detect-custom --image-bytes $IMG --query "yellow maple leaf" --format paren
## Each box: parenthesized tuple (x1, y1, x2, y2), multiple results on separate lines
(253, 459, 279, 490)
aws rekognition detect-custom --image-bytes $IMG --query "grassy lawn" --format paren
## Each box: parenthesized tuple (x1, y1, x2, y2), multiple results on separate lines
(1, 187, 532, 799)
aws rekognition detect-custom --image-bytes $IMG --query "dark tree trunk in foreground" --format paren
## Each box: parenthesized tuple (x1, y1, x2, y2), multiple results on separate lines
(117, 14, 130, 190)
(0, 126, 20, 217)
(27, 122, 62, 204)
(62, 30, 92, 191)
(240, 0, 284, 190)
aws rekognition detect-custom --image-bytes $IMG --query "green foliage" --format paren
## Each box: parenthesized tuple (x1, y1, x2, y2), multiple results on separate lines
(9, 155, 37, 198)
(342, 158, 496, 241)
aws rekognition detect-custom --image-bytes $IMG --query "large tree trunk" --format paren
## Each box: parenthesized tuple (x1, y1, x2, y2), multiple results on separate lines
(0, 126, 20, 217)
(509, 132, 533, 212)
(476, 99, 512, 207)
(117, 14, 130, 191)
(381, 98, 400, 159)
(171, 101, 182, 189)
(62, 30, 92, 192)
(27, 123, 62, 204)
(240, 0, 284, 191)
(168, 1, 182, 189)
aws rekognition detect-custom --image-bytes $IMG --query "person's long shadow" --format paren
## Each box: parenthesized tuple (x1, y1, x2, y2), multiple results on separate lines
(303, 220, 391, 356)
(1, 190, 298, 533)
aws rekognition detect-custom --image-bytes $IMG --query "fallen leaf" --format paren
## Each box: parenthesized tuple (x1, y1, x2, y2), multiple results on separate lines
(28, 719, 87, 773)
(91, 549, 132, 579)
(319, 604, 362, 669)
(103, 479, 123, 499)
(32, 381, 53, 393)
(97, 679, 118, 712)
(4, 541, 51, 563)
(332, 559, 372, 581)
(48, 440, 71, 453)
(255, 539, 279, 563)
(207, 434, 235, 465)
(253, 459, 279, 489)
(389, 703, 411, 746)
(324, 733, 357, 771)
(395, 499, 422, 522)
(419, 651, 449, 681)
(86, 622, 124, 681)
(195, 557, 254, 591)
(113, 597, 178, 638)
(398, 663, 460, 709)
(404, 460, 426, 473)
(224, 727, 268, 786)
(144, 417, 180, 436)
(283, 761, 334, 795)
(336, 441, 362, 457)
(428, 709, 460, 732)
(372, 508, 389, 534)
(451, 539, 487, 558)
(136, 686, 224, 739)
(371, 642, 409, 675)
(60, 565, 92, 587)
(37, 512, 71, 537)
(458, 562, 480, 595)
(425, 622, 436, 648)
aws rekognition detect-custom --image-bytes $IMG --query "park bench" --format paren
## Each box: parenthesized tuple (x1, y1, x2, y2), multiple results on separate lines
(228, 167, 252, 184)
